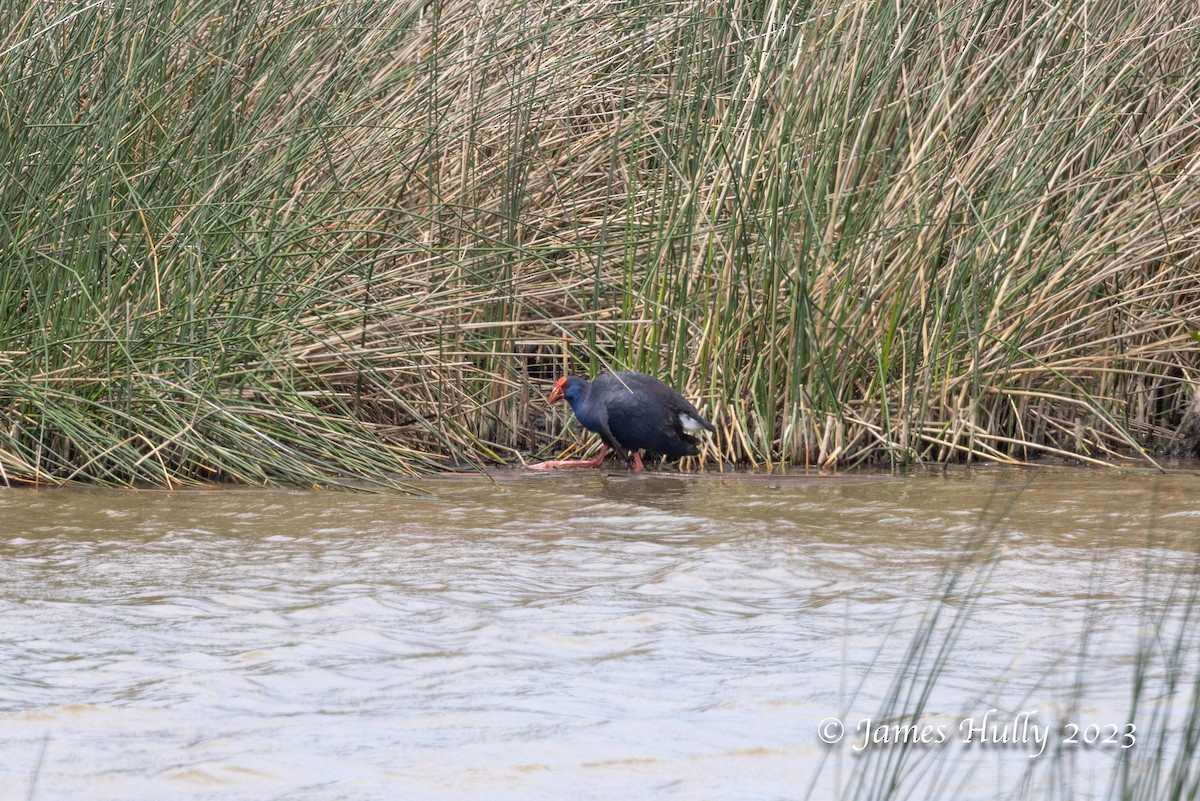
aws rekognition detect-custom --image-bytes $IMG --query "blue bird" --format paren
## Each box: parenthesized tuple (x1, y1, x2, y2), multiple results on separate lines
(530, 371, 714, 472)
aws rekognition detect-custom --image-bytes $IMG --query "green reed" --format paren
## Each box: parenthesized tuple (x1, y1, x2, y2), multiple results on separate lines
(808, 475, 1200, 800)
(1, 0, 1197, 485)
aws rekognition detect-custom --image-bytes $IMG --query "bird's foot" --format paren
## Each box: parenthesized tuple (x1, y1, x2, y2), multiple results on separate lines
(528, 445, 609, 471)
(528, 452, 608, 471)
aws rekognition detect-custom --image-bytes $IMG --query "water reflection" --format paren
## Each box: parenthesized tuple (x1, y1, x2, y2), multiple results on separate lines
(0, 467, 1198, 800)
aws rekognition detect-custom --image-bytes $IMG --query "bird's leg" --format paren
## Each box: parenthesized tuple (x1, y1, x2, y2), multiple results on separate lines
(527, 445, 609, 471)
(632, 451, 645, 472)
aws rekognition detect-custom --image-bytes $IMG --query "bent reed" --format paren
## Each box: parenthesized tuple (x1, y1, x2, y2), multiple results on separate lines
(1, 0, 1198, 486)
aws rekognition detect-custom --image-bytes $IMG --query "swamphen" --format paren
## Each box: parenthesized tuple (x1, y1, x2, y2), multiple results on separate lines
(529, 371, 714, 472)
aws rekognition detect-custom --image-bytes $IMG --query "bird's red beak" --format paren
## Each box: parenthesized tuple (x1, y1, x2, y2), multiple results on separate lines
(547, 376, 568, 404)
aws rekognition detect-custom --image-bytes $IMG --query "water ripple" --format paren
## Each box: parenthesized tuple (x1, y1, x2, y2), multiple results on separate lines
(1, 470, 1198, 800)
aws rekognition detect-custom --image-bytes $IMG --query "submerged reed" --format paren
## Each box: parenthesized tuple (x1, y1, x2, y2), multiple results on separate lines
(1, 0, 1198, 485)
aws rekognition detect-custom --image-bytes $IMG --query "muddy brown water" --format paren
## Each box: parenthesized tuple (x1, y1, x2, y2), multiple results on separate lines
(2, 466, 1198, 800)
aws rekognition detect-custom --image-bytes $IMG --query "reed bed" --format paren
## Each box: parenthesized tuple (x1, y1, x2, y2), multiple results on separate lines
(1, 0, 1198, 485)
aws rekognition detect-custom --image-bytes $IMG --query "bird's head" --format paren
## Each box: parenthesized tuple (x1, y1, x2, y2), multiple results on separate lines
(546, 375, 580, 404)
